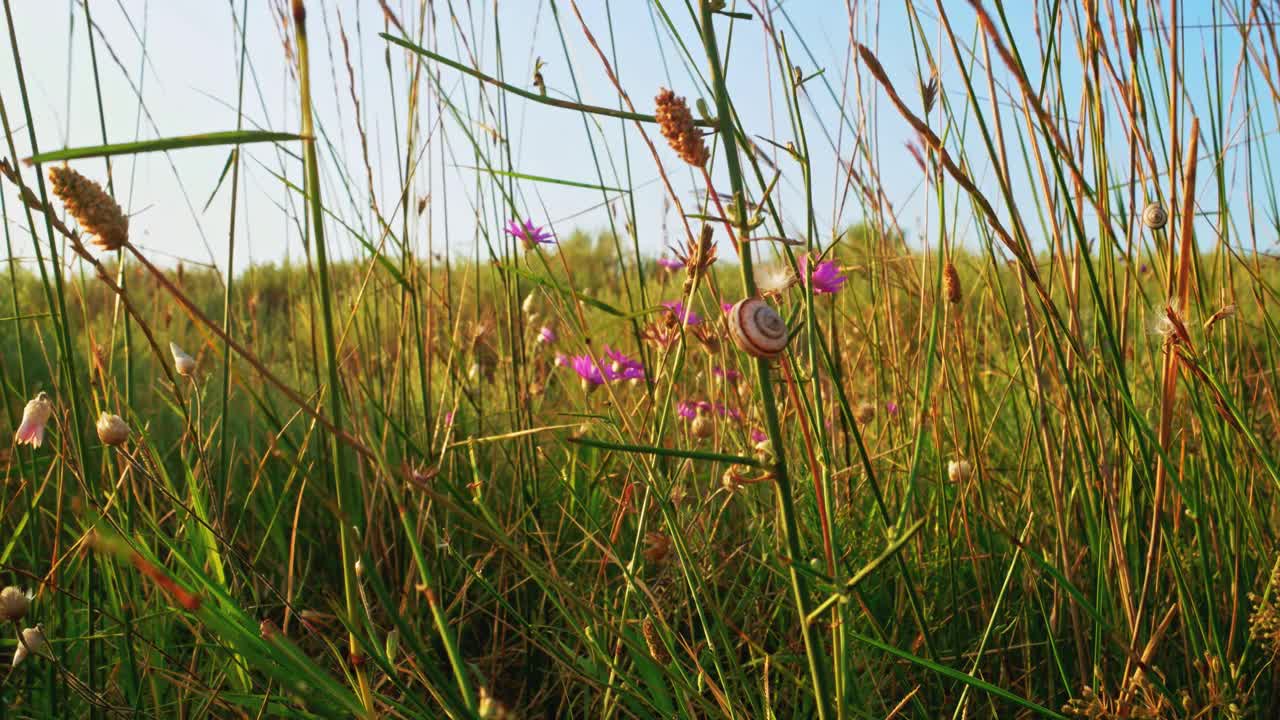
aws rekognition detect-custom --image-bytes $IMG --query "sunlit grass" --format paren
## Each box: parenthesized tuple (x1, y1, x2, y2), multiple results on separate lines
(2, 1, 1280, 717)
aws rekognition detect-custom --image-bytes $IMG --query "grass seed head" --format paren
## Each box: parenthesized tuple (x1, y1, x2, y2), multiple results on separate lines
(48, 165, 128, 252)
(642, 616, 671, 664)
(655, 88, 709, 167)
(944, 261, 962, 304)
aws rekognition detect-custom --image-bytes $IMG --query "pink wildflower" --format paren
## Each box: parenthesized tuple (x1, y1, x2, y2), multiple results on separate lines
(13, 392, 52, 448)
(504, 218, 554, 250)
(712, 366, 741, 383)
(800, 254, 847, 295)
(538, 326, 557, 344)
(568, 355, 607, 387)
(603, 346, 645, 381)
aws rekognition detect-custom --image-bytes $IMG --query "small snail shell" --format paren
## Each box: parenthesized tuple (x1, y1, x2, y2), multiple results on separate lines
(1141, 202, 1168, 230)
(728, 297, 788, 359)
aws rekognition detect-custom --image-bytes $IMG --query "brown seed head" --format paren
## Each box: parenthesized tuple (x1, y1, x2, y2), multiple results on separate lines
(943, 261, 962, 305)
(655, 88, 708, 167)
(48, 165, 128, 252)
(642, 617, 671, 664)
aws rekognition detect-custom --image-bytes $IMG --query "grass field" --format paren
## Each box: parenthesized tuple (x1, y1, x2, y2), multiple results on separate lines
(3, 1, 1280, 717)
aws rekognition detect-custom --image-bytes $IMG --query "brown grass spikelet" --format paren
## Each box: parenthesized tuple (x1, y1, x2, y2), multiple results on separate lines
(655, 88, 708, 167)
(642, 617, 671, 664)
(48, 165, 128, 252)
(943, 261, 962, 305)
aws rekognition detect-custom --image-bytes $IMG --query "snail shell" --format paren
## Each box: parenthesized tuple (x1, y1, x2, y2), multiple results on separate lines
(728, 297, 788, 359)
(1141, 202, 1168, 230)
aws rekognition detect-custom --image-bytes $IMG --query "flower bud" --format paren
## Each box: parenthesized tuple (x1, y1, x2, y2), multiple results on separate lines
(96, 412, 131, 446)
(0, 586, 32, 622)
(12, 625, 45, 667)
(169, 342, 196, 377)
(691, 412, 714, 440)
(947, 459, 972, 483)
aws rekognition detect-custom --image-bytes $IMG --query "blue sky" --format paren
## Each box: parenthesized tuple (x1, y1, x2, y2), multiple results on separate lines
(0, 2, 1266, 275)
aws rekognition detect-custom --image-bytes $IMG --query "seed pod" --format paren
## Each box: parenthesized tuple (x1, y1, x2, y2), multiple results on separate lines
(947, 459, 972, 483)
(1142, 202, 1168, 230)
(727, 298, 788, 359)
(48, 166, 128, 252)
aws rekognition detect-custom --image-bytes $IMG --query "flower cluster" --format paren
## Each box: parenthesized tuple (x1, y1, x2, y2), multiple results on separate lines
(561, 346, 645, 388)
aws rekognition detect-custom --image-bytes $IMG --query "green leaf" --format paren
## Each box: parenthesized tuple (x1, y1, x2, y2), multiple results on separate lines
(848, 631, 1067, 718)
(27, 130, 303, 164)
(456, 165, 631, 194)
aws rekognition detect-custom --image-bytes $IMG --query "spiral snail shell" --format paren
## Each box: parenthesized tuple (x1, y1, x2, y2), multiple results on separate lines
(1141, 202, 1168, 230)
(727, 297, 789, 359)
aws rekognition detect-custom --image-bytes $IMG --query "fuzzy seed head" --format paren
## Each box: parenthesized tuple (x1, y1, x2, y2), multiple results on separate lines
(0, 586, 32, 622)
(48, 166, 128, 252)
(655, 88, 709, 167)
(96, 412, 130, 446)
(855, 401, 876, 425)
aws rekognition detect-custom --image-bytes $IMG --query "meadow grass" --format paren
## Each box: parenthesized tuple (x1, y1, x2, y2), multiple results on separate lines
(2, 1, 1280, 717)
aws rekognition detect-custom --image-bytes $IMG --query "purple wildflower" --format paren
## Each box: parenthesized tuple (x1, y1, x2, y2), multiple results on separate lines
(721, 302, 733, 313)
(886, 401, 899, 416)
(443, 411, 456, 426)
(538, 326, 557, 344)
(662, 300, 702, 326)
(750, 428, 768, 444)
(504, 218, 555, 249)
(603, 346, 645, 381)
(657, 256, 684, 271)
(677, 401, 698, 420)
(712, 366, 741, 383)
(568, 355, 607, 386)
(800, 254, 848, 295)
